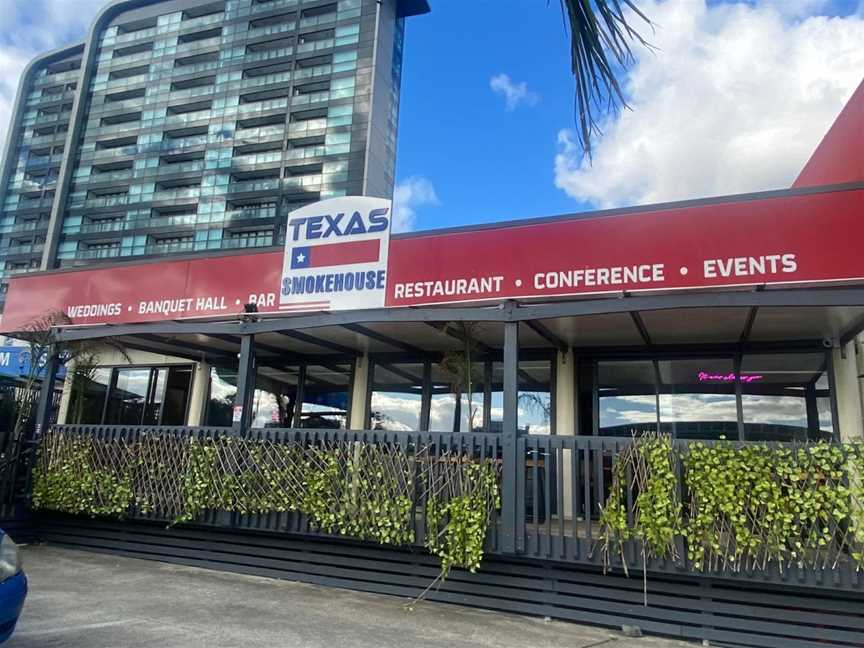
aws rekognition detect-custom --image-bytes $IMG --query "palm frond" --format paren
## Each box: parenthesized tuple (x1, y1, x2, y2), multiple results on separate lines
(555, 0, 652, 158)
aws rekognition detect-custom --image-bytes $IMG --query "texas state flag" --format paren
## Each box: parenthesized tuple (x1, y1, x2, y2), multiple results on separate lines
(290, 239, 380, 269)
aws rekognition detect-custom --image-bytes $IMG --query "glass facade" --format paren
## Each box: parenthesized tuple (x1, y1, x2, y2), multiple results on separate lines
(0, 0, 427, 303)
(368, 356, 555, 434)
(0, 47, 83, 305)
(589, 351, 834, 441)
(68, 364, 193, 425)
(205, 361, 351, 428)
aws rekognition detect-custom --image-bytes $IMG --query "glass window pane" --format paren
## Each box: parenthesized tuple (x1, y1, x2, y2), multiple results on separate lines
(162, 367, 193, 425)
(68, 367, 112, 424)
(250, 370, 297, 429)
(429, 360, 483, 432)
(517, 359, 553, 435)
(598, 360, 657, 436)
(206, 366, 237, 427)
(300, 364, 350, 429)
(657, 358, 737, 439)
(485, 359, 555, 434)
(369, 362, 423, 431)
(740, 353, 830, 441)
(105, 368, 152, 425)
(142, 368, 166, 425)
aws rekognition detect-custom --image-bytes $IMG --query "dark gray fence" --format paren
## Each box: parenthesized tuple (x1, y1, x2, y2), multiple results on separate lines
(43, 424, 504, 551)
(32, 425, 864, 592)
(518, 434, 864, 591)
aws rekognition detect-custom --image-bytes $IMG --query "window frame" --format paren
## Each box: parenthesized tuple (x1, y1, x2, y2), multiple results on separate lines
(70, 363, 195, 426)
(585, 347, 837, 441)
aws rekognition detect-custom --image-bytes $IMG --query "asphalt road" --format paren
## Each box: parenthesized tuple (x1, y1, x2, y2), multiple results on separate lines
(9, 545, 693, 648)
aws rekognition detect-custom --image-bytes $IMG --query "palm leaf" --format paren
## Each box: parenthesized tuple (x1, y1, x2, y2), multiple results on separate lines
(555, 0, 652, 158)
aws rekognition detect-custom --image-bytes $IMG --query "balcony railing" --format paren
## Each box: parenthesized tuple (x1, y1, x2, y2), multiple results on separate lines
(77, 247, 121, 260)
(77, 220, 125, 234)
(228, 179, 280, 193)
(145, 240, 195, 255)
(84, 194, 128, 209)
(221, 234, 273, 249)
(243, 46, 294, 64)
(250, 0, 298, 13)
(1, 243, 44, 256)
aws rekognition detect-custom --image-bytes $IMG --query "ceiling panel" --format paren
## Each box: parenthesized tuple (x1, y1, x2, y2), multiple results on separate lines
(639, 308, 751, 345)
(537, 313, 644, 348)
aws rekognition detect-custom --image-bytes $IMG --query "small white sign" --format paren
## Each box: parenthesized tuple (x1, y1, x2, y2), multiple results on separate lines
(279, 196, 392, 312)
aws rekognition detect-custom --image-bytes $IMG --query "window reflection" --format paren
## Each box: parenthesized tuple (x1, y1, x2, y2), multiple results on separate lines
(429, 361, 483, 432)
(590, 352, 835, 441)
(598, 360, 657, 436)
(657, 358, 737, 440)
(370, 362, 423, 431)
(425, 359, 554, 434)
(249, 370, 297, 429)
(205, 366, 237, 427)
(299, 364, 350, 429)
(70, 365, 192, 425)
(740, 353, 831, 441)
(68, 367, 112, 424)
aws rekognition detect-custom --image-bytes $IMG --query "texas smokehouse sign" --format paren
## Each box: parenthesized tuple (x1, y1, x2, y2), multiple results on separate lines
(0, 189, 862, 331)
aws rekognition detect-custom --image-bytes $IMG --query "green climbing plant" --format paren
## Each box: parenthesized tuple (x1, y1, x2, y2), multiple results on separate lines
(598, 432, 681, 577)
(425, 461, 500, 576)
(31, 435, 134, 517)
(597, 434, 864, 576)
(31, 430, 501, 588)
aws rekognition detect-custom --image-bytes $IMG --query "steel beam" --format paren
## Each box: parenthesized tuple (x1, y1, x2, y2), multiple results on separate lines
(340, 323, 427, 354)
(629, 311, 652, 346)
(425, 322, 495, 354)
(523, 320, 567, 353)
(275, 330, 360, 356)
(739, 306, 759, 345)
(840, 312, 864, 346)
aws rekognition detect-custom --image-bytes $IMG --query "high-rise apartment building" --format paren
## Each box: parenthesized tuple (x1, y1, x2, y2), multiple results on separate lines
(0, 0, 429, 307)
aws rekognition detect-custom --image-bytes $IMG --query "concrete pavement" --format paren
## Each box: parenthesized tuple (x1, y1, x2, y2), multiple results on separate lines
(10, 545, 694, 648)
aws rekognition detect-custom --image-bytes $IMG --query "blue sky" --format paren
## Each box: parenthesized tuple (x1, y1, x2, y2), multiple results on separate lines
(393, 0, 864, 231)
(395, 2, 587, 226)
(1, 1, 863, 233)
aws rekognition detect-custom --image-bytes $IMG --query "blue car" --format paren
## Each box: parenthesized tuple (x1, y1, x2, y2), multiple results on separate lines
(0, 532, 26, 643)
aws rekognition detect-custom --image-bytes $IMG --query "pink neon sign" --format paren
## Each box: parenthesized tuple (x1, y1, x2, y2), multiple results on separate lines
(697, 372, 763, 383)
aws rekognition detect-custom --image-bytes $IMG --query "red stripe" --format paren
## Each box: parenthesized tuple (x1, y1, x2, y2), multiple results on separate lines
(308, 239, 379, 268)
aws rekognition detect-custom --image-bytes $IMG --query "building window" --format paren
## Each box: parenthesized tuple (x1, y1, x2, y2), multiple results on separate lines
(369, 362, 424, 431)
(587, 350, 835, 441)
(369, 356, 555, 434)
(205, 363, 352, 429)
(740, 353, 832, 441)
(67, 365, 193, 425)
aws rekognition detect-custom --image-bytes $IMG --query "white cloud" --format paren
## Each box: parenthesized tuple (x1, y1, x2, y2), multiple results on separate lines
(490, 73, 540, 111)
(0, 1, 103, 150)
(602, 393, 810, 427)
(391, 176, 439, 232)
(554, 1, 864, 209)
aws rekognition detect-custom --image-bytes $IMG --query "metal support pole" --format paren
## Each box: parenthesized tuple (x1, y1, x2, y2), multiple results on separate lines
(501, 321, 519, 553)
(233, 335, 255, 434)
(734, 354, 745, 442)
(420, 360, 432, 431)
